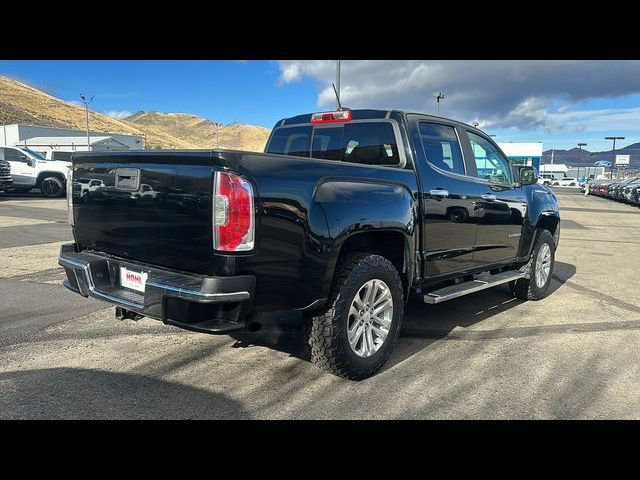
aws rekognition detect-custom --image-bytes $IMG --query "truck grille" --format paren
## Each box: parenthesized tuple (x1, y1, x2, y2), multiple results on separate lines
(0, 161, 11, 183)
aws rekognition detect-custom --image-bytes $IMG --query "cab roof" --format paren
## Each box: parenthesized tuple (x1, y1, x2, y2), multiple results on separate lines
(275, 108, 483, 133)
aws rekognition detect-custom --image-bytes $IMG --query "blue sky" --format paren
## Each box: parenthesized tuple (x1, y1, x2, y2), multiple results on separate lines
(0, 60, 318, 127)
(1, 60, 639, 152)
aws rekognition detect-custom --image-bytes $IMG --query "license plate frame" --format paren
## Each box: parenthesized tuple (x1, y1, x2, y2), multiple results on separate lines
(119, 266, 148, 293)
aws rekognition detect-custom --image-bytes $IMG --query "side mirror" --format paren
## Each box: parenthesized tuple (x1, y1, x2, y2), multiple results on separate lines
(518, 166, 536, 186)
(19, 155, 34, 167)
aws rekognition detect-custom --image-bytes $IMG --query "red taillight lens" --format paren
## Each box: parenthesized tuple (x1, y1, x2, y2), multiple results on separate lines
(213, 171, 254, 252)
(310, 110, 352, 124)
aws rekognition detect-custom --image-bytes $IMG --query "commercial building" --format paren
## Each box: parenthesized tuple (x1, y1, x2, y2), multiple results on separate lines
(498, 142, 543, 172)
(539, 164, 606, 180)
(0, 124, 144, 152)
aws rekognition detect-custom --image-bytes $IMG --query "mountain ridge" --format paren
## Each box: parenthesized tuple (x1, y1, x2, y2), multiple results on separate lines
(542, 142, 640, 168)
(0, 76, 270, 152)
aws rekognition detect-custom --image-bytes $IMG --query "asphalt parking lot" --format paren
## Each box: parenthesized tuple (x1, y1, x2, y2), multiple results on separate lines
(1, 188, 639, 419)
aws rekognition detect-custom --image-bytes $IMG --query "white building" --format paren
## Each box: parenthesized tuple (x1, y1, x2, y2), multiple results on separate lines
(0, 124, 144, 152)
(498, 142, 543, 171)
(539, 163, 606, 180)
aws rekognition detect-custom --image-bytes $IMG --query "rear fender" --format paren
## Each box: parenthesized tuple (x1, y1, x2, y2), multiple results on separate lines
(314, 179, 417, 298)
(519, 185, 560, 258)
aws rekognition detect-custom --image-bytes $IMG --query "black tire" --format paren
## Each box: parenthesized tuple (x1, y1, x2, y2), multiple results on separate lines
(306, 252, 404, 381)
(40, 176, 65, 198)
(509, 229, 555, 300)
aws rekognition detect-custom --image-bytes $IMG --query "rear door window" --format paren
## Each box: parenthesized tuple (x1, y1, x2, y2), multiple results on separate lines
(417, 122, 465, 175)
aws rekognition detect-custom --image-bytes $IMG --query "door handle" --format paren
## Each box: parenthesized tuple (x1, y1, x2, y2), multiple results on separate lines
(481, 194, 497, 201)
(429, 189, 449, 197)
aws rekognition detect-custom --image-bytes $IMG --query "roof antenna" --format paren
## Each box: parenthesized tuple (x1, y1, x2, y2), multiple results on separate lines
(332, 83, 343, 111)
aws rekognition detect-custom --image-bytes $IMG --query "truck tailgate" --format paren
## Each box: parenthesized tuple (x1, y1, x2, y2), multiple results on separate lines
(72, 151, 215, 274)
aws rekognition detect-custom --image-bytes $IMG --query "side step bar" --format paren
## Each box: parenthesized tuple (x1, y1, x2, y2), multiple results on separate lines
(423, 270, 526, 304)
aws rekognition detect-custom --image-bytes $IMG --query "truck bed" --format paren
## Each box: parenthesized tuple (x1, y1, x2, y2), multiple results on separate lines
(71, 149, 418, 311)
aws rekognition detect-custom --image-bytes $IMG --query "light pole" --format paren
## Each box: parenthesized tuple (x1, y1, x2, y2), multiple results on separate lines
(433, 91, 445, 115)
(79, 94, 94, 151)
(605, 136, 624, 180)
(577, 143, 587, 181)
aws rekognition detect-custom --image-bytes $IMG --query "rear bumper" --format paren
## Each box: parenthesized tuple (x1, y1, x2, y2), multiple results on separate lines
(58, 243, 255, 334)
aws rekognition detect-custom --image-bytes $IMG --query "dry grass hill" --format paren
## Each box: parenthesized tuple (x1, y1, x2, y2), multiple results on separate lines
(0, 76, 141, 136)
(0, 76, 271, 152)
(122, 111, 271, 151)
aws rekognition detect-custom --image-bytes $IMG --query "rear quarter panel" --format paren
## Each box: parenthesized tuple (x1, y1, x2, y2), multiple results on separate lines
(216, 152, 419, 311)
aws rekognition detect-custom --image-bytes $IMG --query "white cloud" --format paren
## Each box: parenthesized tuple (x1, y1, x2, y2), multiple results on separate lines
(104, 110, 133, 119)
(279, 63, 301, 84)
(277, 60, 640, 133)
(548, 106, 640, 133)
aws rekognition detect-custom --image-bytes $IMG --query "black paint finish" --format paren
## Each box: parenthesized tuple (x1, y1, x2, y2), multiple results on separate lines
(69, 110, 560, 316)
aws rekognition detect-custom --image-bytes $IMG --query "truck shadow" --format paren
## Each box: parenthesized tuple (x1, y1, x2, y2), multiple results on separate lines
(0, 367, 249, 419)
(229, 261, 576, 372)
(0, 189, 46, 200)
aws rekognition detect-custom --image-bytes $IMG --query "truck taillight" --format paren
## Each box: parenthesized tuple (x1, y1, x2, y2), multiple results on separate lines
(212, 171, 254, 252)
(66, 167, 74, 226)
(310, 110, 352, 124)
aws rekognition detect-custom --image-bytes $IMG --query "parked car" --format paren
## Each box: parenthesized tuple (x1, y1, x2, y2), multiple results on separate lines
(1, 145, 70, 197)
(612, 178, 638, 201)
(629, 181, 640, 205)
(0, 158, 12, 193)
(621, 179, 640, 203)
(537, 174, 554, 186)
(552, 177, 577, 187)
(595, 181, 612, 197)
(59, 108, 560, 380)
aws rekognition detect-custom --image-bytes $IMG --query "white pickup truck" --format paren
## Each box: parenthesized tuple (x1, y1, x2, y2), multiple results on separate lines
(0, 146, 70, 197)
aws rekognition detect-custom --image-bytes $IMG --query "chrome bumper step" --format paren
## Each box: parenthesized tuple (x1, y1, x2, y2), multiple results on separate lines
(423, 270, 526, 304)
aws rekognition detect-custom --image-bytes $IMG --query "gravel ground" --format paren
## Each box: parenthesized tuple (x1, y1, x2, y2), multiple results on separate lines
(1, 189, 639, 419)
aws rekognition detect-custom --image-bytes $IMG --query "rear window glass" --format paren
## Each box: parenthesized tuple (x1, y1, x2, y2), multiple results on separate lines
(267, 122, 400, 166)
(312, 126, 343, 161)
(266, 126, 311, 157)
(342, 122, 399, 166)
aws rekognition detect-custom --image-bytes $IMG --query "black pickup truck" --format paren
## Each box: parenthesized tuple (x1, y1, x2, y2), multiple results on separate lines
(59, 109, 560, 380)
